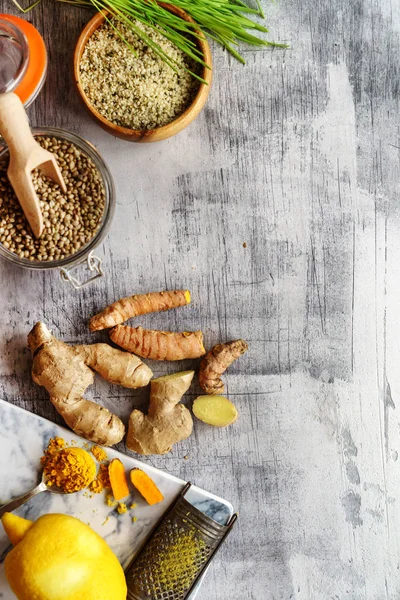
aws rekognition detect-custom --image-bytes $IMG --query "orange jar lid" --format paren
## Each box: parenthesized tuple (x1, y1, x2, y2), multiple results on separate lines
(0, 14, 47, 107)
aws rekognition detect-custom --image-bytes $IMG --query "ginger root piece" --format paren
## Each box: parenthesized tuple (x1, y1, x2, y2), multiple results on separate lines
(127, 371, 194, 455)
(28, 322, 153, 446)
(110, 325, 206, 361)
(76, 344, 153, 389)
(89, 289, 191, 331)
(193, 395, 238, 427)
(130, 468, 164, 505)
(199, 339, 248, 394)
(109, 459, 130, 501)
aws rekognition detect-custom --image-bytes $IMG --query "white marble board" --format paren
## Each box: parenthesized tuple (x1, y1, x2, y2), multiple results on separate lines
(0, 399, 234, 600)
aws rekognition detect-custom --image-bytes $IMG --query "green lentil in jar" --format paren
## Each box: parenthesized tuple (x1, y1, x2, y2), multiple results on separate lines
(0, 136, 105, 262)
(79, 18, 201, 130)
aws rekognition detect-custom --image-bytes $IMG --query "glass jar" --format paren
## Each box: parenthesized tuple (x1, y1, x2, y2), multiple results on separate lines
(0, 18, 29, 93)
(0, 14, 47, 107)
(0, 127, 115, 288)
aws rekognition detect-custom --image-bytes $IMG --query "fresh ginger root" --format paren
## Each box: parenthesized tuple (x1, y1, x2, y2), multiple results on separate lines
(199, 339, 248, 394)
(28, 322, 153, 446)
(127, 371, 194, 455)
(193, 395, 238, 427)
(108, 459, 130, 501)
(110, 326, 206, 361)
(130, 468, 164, 505)
(89, 289, 191, 331)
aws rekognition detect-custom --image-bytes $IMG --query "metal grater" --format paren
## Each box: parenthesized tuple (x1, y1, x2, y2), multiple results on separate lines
(125, 483, 237, 600)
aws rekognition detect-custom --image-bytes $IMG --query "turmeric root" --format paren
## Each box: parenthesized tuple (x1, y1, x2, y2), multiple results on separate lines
(193, 395, 238, 427)
(130, 469, 164, 505)
(199, 339, 248, 394)
(110, 326, 206, 361)
(109, 459, 130, 501)
(28, 322, 153, 446)
(127, 371, 194, 455)
(89, 290, 191, 331)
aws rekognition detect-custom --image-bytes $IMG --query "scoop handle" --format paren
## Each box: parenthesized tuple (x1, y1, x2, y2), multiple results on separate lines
(0, 480, 47, 518)
(0, 92, 37, 165)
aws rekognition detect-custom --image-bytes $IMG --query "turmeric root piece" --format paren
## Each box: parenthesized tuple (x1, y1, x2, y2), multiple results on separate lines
(109, 459, 130, 501)
(199, 340, 248, 395)
(127, 371, 194, 455)
(130, 469, 164, 505)
(110, 326, 206, 361)
(28, 322, 153, 446)
(89, 290, 191, 331)
(193, 395, 238, 427)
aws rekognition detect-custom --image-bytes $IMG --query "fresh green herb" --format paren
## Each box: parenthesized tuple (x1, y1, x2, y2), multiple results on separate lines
(13, 0, 287, 68)
(73, 0, 286, 64)
(10, 0, 41, 12)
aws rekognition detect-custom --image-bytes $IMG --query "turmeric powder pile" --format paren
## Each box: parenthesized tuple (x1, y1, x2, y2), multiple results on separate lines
(41, 438, 96, 493)
(91, 445, 108, 462)
(89, 463, 111, 494)
(157, 529, 207, 586)
(135, 527, 208, 591)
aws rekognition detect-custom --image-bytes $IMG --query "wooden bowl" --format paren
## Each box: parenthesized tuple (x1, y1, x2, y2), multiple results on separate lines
(74, 6, 212, 143)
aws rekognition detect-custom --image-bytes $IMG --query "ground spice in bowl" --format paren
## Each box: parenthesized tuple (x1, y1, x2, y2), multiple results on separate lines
(0, 135, 105, 262)
(79, 18, 201, 131)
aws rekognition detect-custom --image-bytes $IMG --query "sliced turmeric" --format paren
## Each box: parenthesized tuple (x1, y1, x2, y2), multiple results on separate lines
(110, 326, 205, 361)
(129, 469, 164, 506)
(89, 290, 191, 331)
(108, 459, 130, 501)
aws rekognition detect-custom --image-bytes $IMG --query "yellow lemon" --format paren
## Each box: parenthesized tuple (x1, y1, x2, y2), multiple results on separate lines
(2, 513, 127, 600)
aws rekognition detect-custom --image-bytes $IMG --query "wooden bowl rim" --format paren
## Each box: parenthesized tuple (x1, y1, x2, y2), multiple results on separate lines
(73, 6, 212, 140)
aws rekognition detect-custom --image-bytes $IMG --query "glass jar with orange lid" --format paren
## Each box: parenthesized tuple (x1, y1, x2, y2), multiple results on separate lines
(0, 14, 47, 107)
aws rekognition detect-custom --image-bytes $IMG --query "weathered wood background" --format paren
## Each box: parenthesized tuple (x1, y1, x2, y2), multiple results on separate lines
(0, 0, 400, 597)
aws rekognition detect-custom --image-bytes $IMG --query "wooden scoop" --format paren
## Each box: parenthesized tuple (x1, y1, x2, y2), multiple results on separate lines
(0, 92, 66, 238)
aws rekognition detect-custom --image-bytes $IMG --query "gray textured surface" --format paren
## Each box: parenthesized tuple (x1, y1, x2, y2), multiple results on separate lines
(0, 0, 400, 598)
